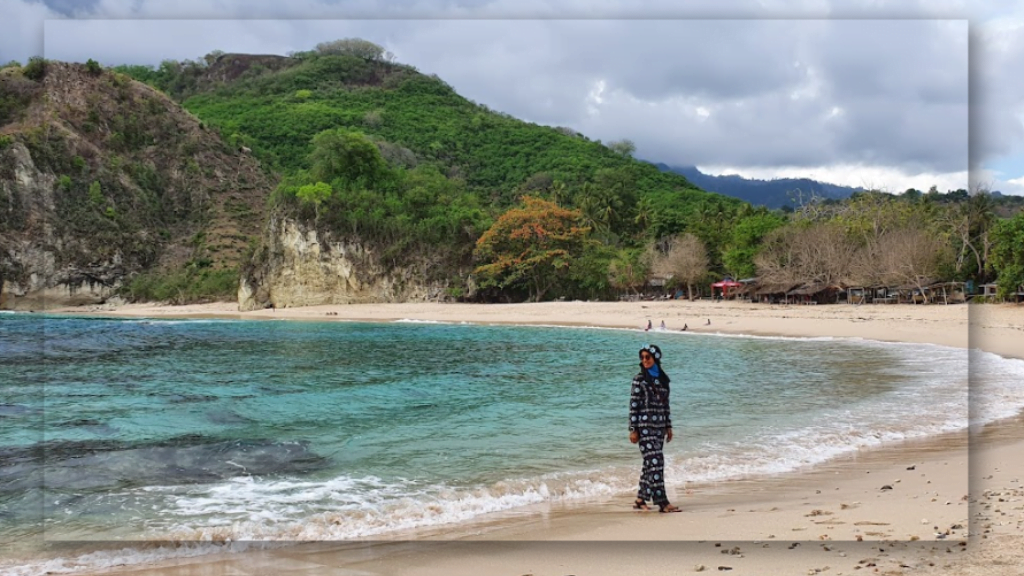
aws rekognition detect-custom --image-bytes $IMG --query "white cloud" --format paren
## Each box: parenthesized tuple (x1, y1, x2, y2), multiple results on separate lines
(2, 0, 1022, 195)
(972, 167, 1024, 196)
(0, 0, 63, 63)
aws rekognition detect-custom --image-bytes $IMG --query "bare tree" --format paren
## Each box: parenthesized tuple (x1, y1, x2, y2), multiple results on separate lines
(872, 227, 952, 302)
(650, 234, 709, 300)
(848, 240, 883, 289)
(809, 224, 860, 288)
(937, 185, 995, 278)
(755, 223, 859, 290)
(754, 227, 801, 289)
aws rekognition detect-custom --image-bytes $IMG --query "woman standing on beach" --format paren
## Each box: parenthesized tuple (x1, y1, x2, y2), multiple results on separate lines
(628, 344, 682, 513)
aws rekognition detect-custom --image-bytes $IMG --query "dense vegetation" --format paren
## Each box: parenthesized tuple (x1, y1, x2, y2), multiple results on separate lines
(114, 42, 745, 301)
(750, 189, 1022, 301)
(9, 39, 1019, 304)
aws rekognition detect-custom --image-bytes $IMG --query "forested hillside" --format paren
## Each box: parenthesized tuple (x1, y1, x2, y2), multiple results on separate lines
(657, 164, 862, 209)
(2, 39, 1021, 308)
(114, 41, 745, 302)
(116, 40, 1019, 303)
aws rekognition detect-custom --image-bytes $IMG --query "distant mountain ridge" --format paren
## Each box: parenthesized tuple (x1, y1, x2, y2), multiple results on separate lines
(653, 163, 862, 209)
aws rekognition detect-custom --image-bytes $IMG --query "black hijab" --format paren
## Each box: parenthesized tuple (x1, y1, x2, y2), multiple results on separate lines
(638, 344, 671, 387)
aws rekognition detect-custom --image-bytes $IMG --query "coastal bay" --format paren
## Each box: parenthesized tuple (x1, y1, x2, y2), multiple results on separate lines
(28, 299, 1023, 576)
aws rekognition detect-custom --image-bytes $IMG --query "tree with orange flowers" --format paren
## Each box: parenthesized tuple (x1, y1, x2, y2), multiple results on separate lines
(473, 196, 592, 301)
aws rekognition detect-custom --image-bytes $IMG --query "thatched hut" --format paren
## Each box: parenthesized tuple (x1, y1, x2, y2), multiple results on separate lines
(787, 282, 845, 304)
(754, 282, 801, 304)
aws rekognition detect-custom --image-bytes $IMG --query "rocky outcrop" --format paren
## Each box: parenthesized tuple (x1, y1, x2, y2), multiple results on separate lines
(238, 216, 455, 310)
(0, 61, 275, 310)
(0, 142, 124, 309)
(0, 248, 123, 309)
(205, 54, 296, 84)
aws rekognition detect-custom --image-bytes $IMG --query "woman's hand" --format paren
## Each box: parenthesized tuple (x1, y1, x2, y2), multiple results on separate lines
(629, 430, 639, 444)
(666, 428, 673, 442)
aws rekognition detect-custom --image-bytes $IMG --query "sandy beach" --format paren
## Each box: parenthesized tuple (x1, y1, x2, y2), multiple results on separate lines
(45, 299, 1024, 576)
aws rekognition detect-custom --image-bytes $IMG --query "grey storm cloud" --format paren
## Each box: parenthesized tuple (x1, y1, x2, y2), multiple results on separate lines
(366, 19, 967, 174)
(973, 22, 1024, 166)
(3, 0, 1022, 193)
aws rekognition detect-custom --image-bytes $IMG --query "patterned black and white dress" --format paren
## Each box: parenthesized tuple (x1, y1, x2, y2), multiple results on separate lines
(628, 370, 672, 506)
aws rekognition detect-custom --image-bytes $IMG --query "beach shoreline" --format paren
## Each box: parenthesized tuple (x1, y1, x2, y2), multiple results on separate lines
(35, 300, 1024, 575)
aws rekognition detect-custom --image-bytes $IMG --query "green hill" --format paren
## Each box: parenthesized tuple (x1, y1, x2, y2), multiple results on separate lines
(4, 43, 1018, 307)
(1, 42, 748, 309)
(113, 44, 743, 301)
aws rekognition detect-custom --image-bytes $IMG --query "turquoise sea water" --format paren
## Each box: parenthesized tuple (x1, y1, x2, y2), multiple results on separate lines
(1, 312, 1022, 575)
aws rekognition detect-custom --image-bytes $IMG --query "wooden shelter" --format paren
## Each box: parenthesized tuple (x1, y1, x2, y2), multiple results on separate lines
(711, 278, 744, 300)
(787, 282, 845, 304)
(846, 286, 871, 304)
(736, 278, 759, 301)
(754, 282, 801, 304)
(920, 281, 967, 304)
(979, 282, 1024, 303)
(868, 285, 899, 304)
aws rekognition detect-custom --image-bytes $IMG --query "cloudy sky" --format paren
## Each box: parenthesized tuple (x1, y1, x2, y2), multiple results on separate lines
(3, 1, 1023, 196)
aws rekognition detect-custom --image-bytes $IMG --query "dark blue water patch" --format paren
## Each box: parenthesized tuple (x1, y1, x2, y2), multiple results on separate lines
(49, 418, 101, 428)
(205, 409, 254, 425)
(46, 418, 120, 437)
(167, 394, 223, 404)
(61, 392, 118, 398)
(0, 403, 37, 416)
(0, 315, 266, 367)
(0, 435, 331, 493)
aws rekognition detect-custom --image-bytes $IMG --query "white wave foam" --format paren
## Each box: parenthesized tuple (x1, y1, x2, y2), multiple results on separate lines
(128, 319, 235, 325)
(151, 468, 632, 541)
(669, 343, 970, 484)
(393, 318, 453, 325)
(672, 417, 967, 486)
(497, 321, 967, 353)
(1, 467, 634, 575)
(969, 349, 1024, 429)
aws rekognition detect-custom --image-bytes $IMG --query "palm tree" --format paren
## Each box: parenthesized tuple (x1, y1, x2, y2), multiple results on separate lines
(634, 196, 654, 235)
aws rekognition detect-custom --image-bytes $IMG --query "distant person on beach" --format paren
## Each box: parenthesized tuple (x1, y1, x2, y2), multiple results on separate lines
(628, 344, 681, 513)
(660, 320, 666, 330)
(681, 323, 688, 331)
(706, 318, 711, 326)
(645, 319, 652, 331)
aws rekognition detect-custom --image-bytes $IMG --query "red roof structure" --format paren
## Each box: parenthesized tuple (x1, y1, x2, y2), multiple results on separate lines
(710, 279, 743, 299)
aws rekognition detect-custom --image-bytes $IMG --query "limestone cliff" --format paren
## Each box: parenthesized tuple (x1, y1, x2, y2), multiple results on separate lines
(0, 141, 124, 307)
(238, 216, 459, 310)
(0, 60, 274, 310)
